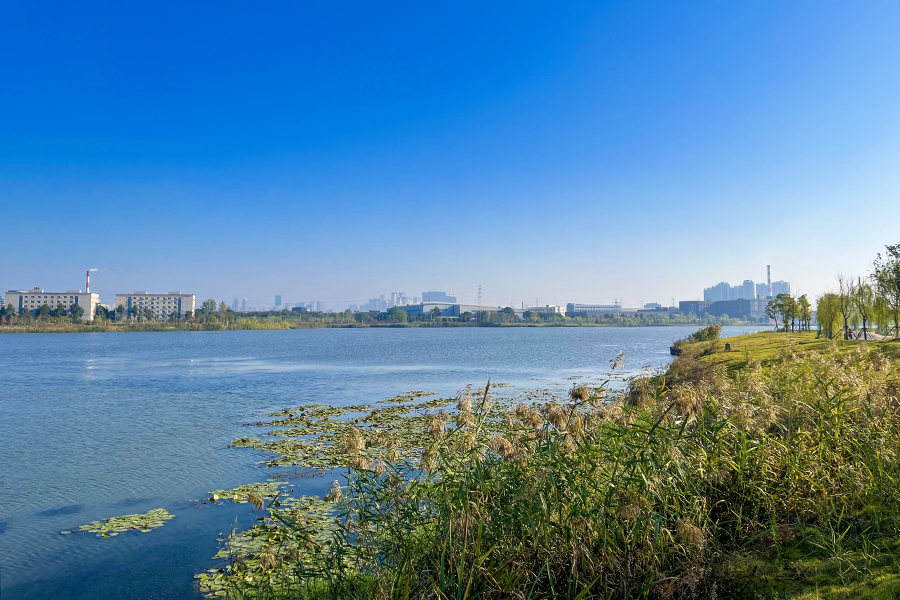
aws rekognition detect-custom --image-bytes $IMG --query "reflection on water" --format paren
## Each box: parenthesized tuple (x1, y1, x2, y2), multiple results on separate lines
(0, 325, 768, 599)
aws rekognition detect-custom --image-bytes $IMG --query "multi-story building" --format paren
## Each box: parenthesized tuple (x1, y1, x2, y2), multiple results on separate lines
(566, 303, 622, 317)
(770, 281, 790, 296)
(113, 291, 196, 321)
(5, 287, 99, 321)
(422, 291, 457, 303)
(529, 305, 565, 316)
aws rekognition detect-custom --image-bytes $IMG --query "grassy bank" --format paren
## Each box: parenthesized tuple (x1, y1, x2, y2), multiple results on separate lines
(203, 331, 900, 600)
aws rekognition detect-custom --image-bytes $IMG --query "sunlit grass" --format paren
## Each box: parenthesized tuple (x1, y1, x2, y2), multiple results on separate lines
(209, 331, 900, 600)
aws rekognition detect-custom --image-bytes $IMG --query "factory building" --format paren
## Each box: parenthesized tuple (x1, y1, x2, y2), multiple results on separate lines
(528, 305, 565, 316)
(565, 303, 622, 317)
(5, 287, 100, 322)
(398, 302, 523, 319)
(114, 291, 196, 320)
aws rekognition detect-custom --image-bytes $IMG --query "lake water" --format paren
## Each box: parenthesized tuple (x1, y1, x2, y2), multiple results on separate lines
(0, 325, 768, 598)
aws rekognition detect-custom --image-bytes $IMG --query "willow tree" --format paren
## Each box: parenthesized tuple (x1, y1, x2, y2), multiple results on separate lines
(853, 278, 876, 340)
(816, 293, 841, 339)
(873, 243, 900, 336)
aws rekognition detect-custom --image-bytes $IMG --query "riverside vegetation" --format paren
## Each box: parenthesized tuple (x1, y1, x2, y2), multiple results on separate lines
(187, 327, 900, 600)
(1, 298, 757, 333)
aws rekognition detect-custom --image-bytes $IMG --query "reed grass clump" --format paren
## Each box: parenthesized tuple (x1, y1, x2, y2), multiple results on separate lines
(218, 336, 900, 600)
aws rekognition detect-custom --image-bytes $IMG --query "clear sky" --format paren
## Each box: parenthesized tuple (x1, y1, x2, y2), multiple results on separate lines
(2, 1, 899, 309)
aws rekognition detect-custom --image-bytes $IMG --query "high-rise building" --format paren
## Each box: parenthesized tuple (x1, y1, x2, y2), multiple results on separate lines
(316, 301, 322, 311)
(771, 281, 790, 296)
(422, 291, 457, 303)
(232, 298, 239, 311)
(241, 298, 247, 311)
(275, 295, 282, 308)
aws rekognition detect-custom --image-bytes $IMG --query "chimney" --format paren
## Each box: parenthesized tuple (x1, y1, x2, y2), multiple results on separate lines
(86, 270, 91, 293)
(767, 265, 772, 297)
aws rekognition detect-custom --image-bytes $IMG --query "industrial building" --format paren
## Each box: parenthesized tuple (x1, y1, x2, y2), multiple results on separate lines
(566, 303, 622, 317)
(397, 302, 523, 319)
(422, 291, 456, 303)
(114, 291, 196, 320)
(528, 305, 565, 316)
(5, 287, 100, 321)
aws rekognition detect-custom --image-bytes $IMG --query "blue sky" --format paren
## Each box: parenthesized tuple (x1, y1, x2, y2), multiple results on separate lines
(2, 1, 899, 309)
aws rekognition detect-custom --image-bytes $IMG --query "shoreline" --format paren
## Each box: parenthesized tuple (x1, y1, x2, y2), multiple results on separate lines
(0, 321, 765, 334)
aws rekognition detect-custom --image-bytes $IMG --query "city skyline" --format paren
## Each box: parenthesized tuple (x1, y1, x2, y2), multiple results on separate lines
(2, 3, 898, 306)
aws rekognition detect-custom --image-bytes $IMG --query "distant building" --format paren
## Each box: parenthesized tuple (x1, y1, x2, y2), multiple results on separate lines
(114, 291, 196, 321)
(348, 304, 358, 311)
(679, 301, 712, 317)
(400, 302, 523, 319)
(275, 295, 282, 308)
(232, 298, 239, 311)
(755, 282, 768, 298)
(316, 301, 322, 311)
(422, 291, 457, 303)
(528, 305, 565, 316)
(750, 297, 770, 319)
(771, 281, 790, 296)
(643, 302, 662, 309)
(291, 306, 309, 313)
(241, 298, 247, 312)
(565, 303, 622, 317)
(705, 299, 752, 319)
(5, 287, 100, 322)
(361, 295, 388, 312)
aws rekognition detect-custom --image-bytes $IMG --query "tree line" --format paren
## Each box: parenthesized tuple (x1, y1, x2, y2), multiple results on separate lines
(814, 243, 900, 340)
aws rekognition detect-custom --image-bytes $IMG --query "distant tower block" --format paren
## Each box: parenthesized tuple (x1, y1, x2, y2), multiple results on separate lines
(767, 265, 772, 297)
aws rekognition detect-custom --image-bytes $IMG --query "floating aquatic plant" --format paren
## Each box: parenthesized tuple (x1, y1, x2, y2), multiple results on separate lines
(63, 508, 175, 537)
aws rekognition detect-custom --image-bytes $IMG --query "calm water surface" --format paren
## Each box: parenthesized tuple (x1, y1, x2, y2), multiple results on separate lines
(0, 326, 768, 598)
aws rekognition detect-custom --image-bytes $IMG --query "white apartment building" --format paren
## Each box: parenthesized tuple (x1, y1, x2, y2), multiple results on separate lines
(114, 291, 196, 321)
(5, 288, 100, 322)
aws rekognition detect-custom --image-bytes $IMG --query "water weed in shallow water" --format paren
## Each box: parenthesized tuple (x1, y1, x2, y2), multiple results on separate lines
(63, 508, 175, 537)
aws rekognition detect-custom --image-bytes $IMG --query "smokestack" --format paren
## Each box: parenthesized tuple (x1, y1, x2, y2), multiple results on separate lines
(86, 270, 90, 293)
(767, 265, 772, 297)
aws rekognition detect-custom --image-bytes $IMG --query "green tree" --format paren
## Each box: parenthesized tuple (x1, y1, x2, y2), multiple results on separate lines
(115, 304, 125, 321)
(36, 303, 51, 321)
(873, 243, 900, 336)
(430, 306, 443, 321)
(815, 293, 840, 339)
(852, 277, 875, 340)
(200, 298, 218, 323)
(765, 299, 780, 330)
(797, 294, 811, 332)
(69, 303, 84, 323)
(387, 306, 407, 323)
(837, 275, 855, 339)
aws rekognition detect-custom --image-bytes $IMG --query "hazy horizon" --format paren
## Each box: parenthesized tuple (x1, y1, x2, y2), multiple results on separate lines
(2, 2, 899, 308)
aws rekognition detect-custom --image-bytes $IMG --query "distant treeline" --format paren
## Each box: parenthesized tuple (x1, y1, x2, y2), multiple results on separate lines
(0, 297, 757, 333)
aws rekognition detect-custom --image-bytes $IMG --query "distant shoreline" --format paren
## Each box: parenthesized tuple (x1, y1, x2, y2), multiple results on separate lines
(0, 321, 763, 334)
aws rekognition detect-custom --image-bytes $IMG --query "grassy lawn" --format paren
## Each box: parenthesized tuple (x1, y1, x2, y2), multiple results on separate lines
(680, 330, 900, 373)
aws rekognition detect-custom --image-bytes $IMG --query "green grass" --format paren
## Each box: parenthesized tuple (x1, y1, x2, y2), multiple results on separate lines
(679, 330, 900, 373)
